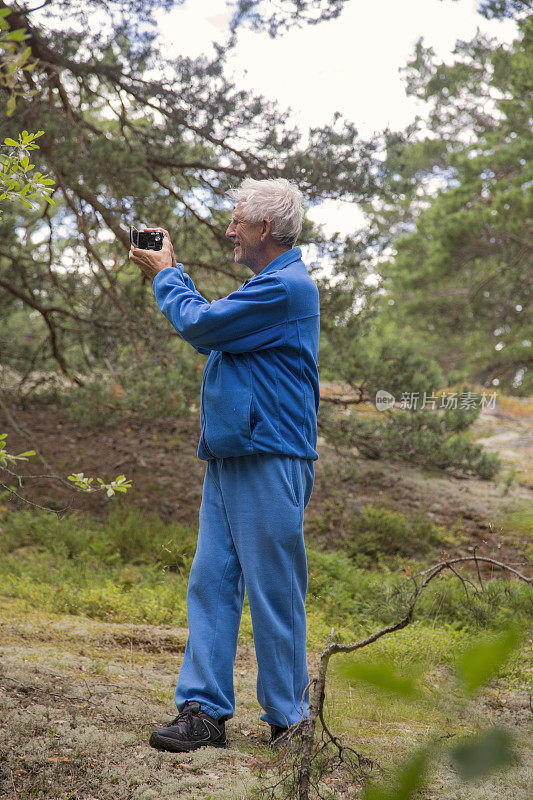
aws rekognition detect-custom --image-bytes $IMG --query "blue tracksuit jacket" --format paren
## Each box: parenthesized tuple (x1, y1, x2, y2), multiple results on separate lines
(152, 246, 320, 461)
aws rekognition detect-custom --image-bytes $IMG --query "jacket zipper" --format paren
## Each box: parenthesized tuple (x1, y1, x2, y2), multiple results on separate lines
(200, 356, 216, 458)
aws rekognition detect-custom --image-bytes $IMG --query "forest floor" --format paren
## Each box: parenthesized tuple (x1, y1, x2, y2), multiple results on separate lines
(1, 389, 532, 563)
(0, 391, 532, 799)
(1, 592, 532, 800)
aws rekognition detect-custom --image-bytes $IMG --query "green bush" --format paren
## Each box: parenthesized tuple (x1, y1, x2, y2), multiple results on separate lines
(319, 385, 502, 479)
(347, 504, 449, 566)
(0, 506, 197, 572)
(306, 545, 530, 633)
(0, 507, 529, 636)
(64, 357, 201, 427)
(1, 573, 188, 625)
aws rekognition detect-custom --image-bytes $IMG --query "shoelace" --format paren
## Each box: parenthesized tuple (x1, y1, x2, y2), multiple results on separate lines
(169, 705, 199, 731)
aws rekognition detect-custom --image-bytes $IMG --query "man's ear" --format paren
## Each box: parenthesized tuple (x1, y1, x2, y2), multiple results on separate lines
(261, 218, 272, 241)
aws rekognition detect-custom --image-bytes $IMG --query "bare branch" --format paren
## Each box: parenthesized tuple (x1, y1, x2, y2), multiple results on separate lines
(296, 555, 530, 799)
(0, 479, 69, 515)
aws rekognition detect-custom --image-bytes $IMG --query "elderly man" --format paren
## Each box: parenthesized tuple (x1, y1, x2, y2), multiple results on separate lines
(129, 177, 320, 751)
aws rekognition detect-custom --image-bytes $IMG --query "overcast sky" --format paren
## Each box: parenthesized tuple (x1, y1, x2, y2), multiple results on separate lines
(154, 0, 517, 237)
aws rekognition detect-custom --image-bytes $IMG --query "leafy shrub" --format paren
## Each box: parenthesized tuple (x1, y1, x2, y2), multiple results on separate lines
(347, 504, 449, 566)
(64, 357, 201, 427)
(320, 389, 501, 479)
(0, 506, 197, 572)
(1, 508, 529, 635)
(310, 503, 452, 565)
(306, 545, 530, 633)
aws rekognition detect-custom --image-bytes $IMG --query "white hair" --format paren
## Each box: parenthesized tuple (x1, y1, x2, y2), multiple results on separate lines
(228, 177, 304, 248)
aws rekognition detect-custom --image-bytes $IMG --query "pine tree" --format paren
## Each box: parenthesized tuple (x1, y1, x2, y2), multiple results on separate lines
(364, 15, 532, 393)
(0, 0, 372, 383)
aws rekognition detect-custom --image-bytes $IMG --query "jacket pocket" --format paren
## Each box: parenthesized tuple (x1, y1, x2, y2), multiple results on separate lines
(204, 386, 252, 457)
(249, 394, 259, 440)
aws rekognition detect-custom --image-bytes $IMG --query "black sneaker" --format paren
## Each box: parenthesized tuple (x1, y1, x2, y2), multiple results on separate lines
(149, 700, 227, 752)
(269, 719, 309, 750)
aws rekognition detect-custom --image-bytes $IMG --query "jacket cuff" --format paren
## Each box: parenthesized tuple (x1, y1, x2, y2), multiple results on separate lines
(152, 265, 181, 293)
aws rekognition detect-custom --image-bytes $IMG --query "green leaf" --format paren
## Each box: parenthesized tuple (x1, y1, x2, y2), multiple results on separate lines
(0, 8, 11, 17)
(457, 627, 521, 694)
(451, 727, 516, 781)
(8, 29, 29, 42)
(6, 96, 16, 116)
(16, 450, 36, 458)
(337, 659, 418, 698)
(3, 138, 19, 147)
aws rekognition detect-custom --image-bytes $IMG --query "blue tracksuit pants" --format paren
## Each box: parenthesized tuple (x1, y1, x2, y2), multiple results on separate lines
(174, 453, 315, 728)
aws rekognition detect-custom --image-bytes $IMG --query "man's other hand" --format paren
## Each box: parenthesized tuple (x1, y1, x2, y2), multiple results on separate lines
(129, 228, 176, 282)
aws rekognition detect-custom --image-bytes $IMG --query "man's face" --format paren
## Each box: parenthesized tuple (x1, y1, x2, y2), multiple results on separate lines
(225, 202, 265, 270)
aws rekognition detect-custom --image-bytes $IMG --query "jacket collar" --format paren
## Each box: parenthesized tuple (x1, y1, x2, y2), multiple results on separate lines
(244, 247, 302, 284)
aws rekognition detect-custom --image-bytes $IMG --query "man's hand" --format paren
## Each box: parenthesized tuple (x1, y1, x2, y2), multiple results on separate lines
(129, 228, 177, 281)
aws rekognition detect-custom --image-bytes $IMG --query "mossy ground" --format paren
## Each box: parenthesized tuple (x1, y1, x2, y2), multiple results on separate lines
(0, 597, 261, 800)
(0, 558, 531, 799)
(0, 393, 532, 798)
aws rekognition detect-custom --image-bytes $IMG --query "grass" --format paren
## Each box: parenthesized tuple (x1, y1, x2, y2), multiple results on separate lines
(0, 505, 530, 641)
(497, 501, 533, 560)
